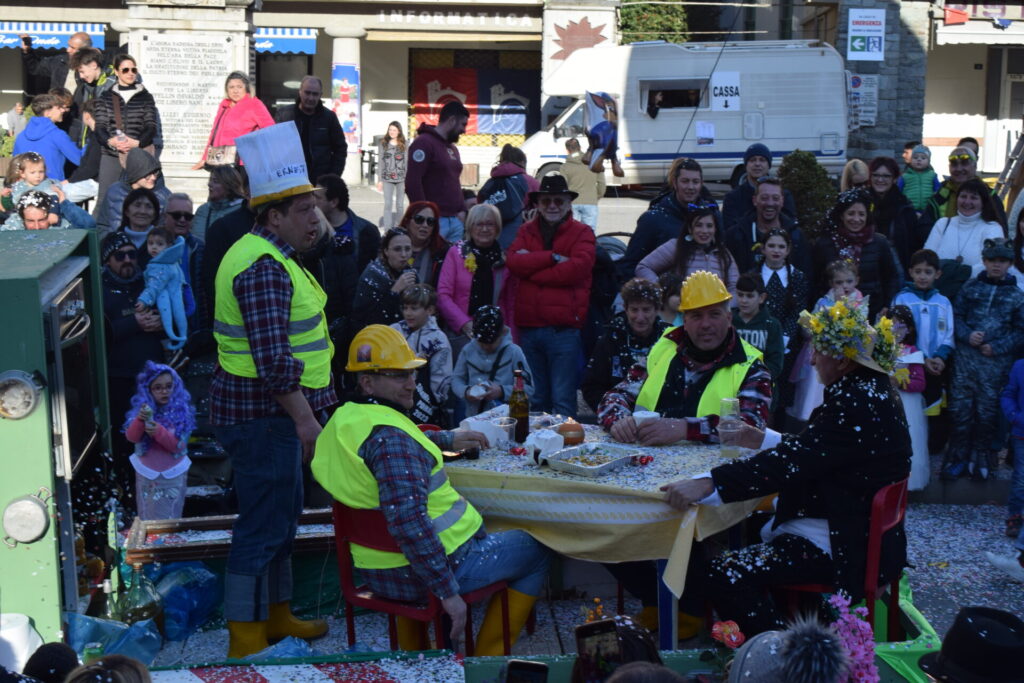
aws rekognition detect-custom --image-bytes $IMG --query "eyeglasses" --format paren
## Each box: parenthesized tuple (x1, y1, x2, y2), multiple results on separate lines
(537, 196, 568, 206)
(870, 173, 894, 180)
(168, 211, 194, 222)
(112, 249, 138, 262)
(119, 67, 138, 74)
(374, 369, 415, 380)
(949, 154, 973, 162)
(411, 214, 436, 227)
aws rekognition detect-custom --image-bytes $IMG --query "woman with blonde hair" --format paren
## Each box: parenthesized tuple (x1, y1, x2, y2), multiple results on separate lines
(437, 202, 518, 340)
(377, 120, 407, 228)
(840, 158, 870, 192)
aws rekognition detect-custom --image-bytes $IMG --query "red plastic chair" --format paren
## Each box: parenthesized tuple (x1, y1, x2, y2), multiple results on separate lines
(331, 501, 511, 655)
(778, 478, 909, 641)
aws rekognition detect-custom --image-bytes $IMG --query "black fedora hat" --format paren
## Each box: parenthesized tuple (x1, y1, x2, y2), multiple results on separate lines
(918, 606, 1024, 682)
(528, 172, 579, 203)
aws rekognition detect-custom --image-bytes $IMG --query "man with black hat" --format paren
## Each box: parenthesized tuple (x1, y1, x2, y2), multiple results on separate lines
(507, 173, 596, 417)
(661, 298, 910, 636)
(918, 606, 1024, 682)
(209, 122, 336, 658)
(721, 143, 797, 233)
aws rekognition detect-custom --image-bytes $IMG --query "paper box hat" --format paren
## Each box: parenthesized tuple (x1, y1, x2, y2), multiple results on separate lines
(235, 122, 315, 209)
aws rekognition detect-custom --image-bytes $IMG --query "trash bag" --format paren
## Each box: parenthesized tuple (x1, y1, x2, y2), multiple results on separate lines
(65, 613, 162, 666)
(155, 562, 222, 641)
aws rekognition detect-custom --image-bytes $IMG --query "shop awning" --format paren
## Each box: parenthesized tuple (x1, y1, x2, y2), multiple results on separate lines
(0, 22, 105, 50)
(253, 27, 317, 54)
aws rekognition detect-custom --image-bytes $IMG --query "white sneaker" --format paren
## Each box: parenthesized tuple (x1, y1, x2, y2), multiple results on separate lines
(985, 551, 1024, 582)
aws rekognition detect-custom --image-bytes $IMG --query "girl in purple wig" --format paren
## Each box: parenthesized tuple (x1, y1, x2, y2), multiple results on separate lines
(123, 361, 196, 520)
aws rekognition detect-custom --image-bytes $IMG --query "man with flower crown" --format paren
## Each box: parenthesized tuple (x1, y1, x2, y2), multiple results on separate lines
(662, 298, 911, 636)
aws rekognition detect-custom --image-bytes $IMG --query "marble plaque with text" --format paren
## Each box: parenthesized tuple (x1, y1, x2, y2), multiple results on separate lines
(137, 32, 238, 164)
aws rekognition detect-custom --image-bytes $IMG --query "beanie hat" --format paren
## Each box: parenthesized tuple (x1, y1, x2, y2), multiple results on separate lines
(744, 143, 772, 168)
(473, 305, 504, 344)
(124, 147, 161, 185)
(101, 231, 134, 262)
(911, 144, 930, 159)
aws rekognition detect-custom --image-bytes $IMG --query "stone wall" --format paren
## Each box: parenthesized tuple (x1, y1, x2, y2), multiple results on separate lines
(837, 0, 931, 160)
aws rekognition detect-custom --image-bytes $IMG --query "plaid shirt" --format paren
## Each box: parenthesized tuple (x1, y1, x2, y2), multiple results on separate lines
(209, 225, 337, 426)
(598, 326, 772, 440)
(353, 408, 481, 603)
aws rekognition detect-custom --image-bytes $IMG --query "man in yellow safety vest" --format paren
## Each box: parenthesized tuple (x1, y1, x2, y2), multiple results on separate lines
(598, 270, 773, 446)
(312, 325, 551, 653)
(210, 122, 335, 658)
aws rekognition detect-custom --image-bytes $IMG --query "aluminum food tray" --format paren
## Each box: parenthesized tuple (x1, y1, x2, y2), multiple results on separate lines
(546, 443, 639, 477)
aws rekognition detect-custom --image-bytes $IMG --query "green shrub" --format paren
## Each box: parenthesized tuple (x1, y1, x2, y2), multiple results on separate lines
(778, 149, 836, 241)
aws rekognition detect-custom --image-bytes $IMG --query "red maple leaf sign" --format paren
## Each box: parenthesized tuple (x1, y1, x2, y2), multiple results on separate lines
(551, 17, 607, 60)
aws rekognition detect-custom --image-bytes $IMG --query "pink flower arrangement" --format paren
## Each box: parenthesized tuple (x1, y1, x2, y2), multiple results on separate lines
(828, 592, 879, 683)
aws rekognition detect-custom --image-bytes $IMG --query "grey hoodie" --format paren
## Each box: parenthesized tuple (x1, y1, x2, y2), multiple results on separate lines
(452, 328, 533, 416)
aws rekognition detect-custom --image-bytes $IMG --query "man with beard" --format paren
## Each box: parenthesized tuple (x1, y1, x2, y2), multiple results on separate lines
(918, 146, 1006, 239)
(507, 173, 596, 417)
(618, 157, 722, 279)
(100, 232, 165, 515)
(210, 123, 336, 659)
(405, 100, 469, 243)
(725, 178, 810, 273)
(275, 76, 347, 182)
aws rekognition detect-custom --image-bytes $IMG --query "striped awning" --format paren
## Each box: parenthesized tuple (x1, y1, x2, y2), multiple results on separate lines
(253, 27, 317, 54)
(0, 22, 105, 50)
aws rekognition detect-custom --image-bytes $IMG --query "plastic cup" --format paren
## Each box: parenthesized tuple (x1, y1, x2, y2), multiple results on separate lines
(632, 410, 661, 427)
(718, 419, 742, 459)
(491, 417, 517, 449)
(720, 397, 739, 420)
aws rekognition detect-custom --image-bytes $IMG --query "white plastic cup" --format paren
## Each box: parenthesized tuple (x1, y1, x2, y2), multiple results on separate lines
(718, 419, 743, 459)
(632, 410, 661, 427)
(491, 417, 517, 449)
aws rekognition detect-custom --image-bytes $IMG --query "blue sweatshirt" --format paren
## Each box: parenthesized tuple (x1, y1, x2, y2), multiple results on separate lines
(892, 284, 954, 360)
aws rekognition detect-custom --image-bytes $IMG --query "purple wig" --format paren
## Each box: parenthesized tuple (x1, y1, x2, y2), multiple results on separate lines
(122, 361, 196, 451)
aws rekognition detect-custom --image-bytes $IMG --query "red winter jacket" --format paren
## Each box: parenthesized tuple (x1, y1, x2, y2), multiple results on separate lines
(506, 215, 596, 329)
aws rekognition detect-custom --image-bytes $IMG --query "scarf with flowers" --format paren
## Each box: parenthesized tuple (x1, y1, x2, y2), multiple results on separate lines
(464, 239, 504, 315)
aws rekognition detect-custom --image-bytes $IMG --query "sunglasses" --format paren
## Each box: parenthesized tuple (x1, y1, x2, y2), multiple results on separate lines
(112, 249, 138, 262)
(949, 154, 973, 162)
(168, 211, 194, 222)
(411, 214, 436, 227)
(537, 196, 567, 206)
(120, 67, 138, 74)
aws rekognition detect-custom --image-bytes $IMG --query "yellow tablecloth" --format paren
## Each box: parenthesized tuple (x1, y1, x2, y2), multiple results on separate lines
(446, 426, 765, 597)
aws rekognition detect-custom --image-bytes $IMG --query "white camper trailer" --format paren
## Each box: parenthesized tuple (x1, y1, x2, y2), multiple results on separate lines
(522, 40, 849, 185)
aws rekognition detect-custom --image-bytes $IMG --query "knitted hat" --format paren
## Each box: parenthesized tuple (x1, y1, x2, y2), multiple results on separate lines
(982, 237, 1015, 261)
(124, 147, 161, 185)
(911, 144, 930, 159)
(744, 143, 772, 168)
(100, 231, 134, 262)
(473, 305, 504, 344)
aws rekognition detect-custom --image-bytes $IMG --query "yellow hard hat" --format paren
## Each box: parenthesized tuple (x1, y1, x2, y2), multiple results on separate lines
(346, 325, 426, 372)
(678, 270, 732, 312)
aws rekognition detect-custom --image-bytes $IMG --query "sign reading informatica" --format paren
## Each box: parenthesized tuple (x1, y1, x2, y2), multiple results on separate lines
(846, 8, 885, 62)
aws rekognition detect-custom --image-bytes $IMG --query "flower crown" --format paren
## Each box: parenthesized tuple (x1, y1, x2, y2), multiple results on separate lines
(798, 298, 899, 374)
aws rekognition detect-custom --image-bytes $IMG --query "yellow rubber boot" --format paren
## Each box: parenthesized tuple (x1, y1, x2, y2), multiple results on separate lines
(633, 606, 659, 633)
(474, 589, 538, 656)
(266, 601, 328, 641)
(227, 620, 269, 659)
(395, 615, 429, 651)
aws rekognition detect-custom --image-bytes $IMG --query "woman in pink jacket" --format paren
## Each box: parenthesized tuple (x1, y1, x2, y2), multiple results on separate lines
(437, 203, 518, 343)
(635, 205, 739, 297)
(192, 72, 274, 170)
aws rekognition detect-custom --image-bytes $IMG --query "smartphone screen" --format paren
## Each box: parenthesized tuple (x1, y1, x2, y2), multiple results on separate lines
(575, 620, 623, 683)
(503, 659, 549, 683)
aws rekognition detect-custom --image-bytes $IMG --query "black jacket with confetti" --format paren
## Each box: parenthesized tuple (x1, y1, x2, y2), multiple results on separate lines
(710, 367, 911, 602)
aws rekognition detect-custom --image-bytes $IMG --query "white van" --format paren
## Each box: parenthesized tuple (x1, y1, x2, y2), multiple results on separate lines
(522, 39, 848, 185)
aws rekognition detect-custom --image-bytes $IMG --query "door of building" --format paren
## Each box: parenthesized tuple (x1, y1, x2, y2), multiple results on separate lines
(984, 48, 1024, 174)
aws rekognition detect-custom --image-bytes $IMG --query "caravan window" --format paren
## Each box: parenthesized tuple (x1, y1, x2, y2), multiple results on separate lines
(641, 79, 708, 111)
(553, 101, 586, 139)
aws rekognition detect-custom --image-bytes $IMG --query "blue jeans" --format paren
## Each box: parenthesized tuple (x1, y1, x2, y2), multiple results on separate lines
(572, 204, 598, 232)
(216, 415, 304, 622)
(1010, 439, 1024, 517)
(439, 216, 465, 243)
(453, 530, 551, 597)
(520, 326, 582, 417)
